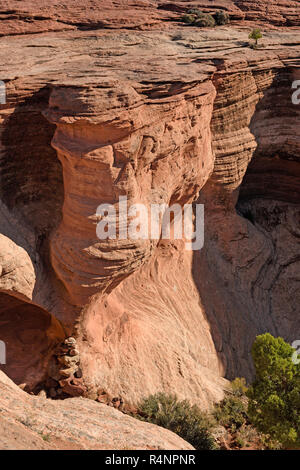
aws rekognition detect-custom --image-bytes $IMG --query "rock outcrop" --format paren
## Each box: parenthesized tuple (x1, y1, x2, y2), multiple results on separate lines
(0, 0, 299, 37)
(0, 371, 193, 450)
(0, 3, 299, 413)
(195, 52, 300, 379)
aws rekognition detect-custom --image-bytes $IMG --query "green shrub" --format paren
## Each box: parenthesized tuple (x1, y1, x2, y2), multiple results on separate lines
(181, 9, 217, 28)
(187, 8, 202, 16)
(247, 333, 300, 449)
(234, 425, 262, 449)
(260, 433, 283, 450)
(194, 13, 216, 28)
(249, 28, 263, 46)
(137, 393, 217, 450)
(214, 10, 230, 25)
(181, 13, 196, 25)
(213, 395, 247, 431)
(231, 377, 248, 397)
(235, 434, 246, 448)
(181, 9, 231, 28)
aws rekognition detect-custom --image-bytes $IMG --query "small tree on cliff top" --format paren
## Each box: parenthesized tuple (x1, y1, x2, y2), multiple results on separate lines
(249, 28, 263, 47)
(247, 333, 300, 449)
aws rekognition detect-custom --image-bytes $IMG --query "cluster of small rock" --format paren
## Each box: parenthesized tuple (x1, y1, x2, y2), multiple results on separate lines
(44, 338, 134, 409)
(96, 388, 137, 415)
(46, 337, 87, 398)
(45, 338, 135, 411)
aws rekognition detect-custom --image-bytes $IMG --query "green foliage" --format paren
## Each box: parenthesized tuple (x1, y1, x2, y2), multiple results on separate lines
(235, 435, 246, 448)
(260, 434, 282, 450)
(181, 10, 216, 28)
(38, 432, 51, 442)
(214, 10, 230, 25)
(194, 13, 216, 28)
(234, 425, 264, 449)
(231, 377, 248, 397)
(247, 333, 300, 449)
(137, 393, 217, 450)
(249, 28, 263, 45)
(187, 8, 202, 16)
(213, 395, 248, 431)
(181, 13, 196, 25)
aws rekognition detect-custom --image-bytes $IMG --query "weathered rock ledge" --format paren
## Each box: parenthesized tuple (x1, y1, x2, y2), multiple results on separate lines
(0, 371, 193, 450)
(0, 0, 299, 37)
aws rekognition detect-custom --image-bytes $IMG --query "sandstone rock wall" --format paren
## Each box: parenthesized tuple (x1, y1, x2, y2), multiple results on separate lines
(195, 55, 300, 380)
(0, 20, 299, 407)
(0, 0, 299, 37)
(45, 79, 215, 306)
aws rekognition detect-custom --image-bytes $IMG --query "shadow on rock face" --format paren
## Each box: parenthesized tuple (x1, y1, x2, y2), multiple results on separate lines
(0, 86, 64, 260)
(192, 66, 300, 383)
(0, 292, 64, 391)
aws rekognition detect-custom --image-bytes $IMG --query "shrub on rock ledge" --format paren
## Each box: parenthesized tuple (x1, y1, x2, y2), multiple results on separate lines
(213, 395, 248, 431)
(194, 13, 216, 28)
(137, 393, 217, 450)
(181, 13, 197, 25)
(215, 10, 230, 25)
(187, 8, 202, 16)
(181, 9, 230, 28)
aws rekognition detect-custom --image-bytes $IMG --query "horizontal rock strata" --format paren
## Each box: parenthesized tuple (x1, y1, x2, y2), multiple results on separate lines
(0, 23, 299, 407)
(0, 0, 299, 37)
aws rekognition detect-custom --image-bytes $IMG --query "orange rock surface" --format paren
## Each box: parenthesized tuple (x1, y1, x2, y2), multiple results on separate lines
(0, 2, 299, 416)
(0, 371, 193, 449)
(0, 0, 299, 37)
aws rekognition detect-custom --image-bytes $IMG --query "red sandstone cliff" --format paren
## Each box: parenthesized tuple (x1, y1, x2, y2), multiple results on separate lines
(0, 0, 299, 36)
(0, 0, 299, 430)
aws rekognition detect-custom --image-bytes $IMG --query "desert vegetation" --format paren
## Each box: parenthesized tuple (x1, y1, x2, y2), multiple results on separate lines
(181, 9, 230, 28)
(136, 335, 299, 450)
(136, 393, 217, 450)
(249, 28, 263, 48)
(247, 334, 300, 449)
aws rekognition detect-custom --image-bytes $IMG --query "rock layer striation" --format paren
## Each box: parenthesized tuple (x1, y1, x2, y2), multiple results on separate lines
(0, 7, 299, 408)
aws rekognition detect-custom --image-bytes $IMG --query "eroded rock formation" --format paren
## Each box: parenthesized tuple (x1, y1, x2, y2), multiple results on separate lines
(0, 371, 193, 450)
(0, 0, 299, 36)
(0, 2, 299, 413)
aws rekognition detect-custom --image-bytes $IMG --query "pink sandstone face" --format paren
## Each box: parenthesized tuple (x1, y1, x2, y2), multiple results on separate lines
(45, 80, 215, 306)
(0, 3, 299, 408)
